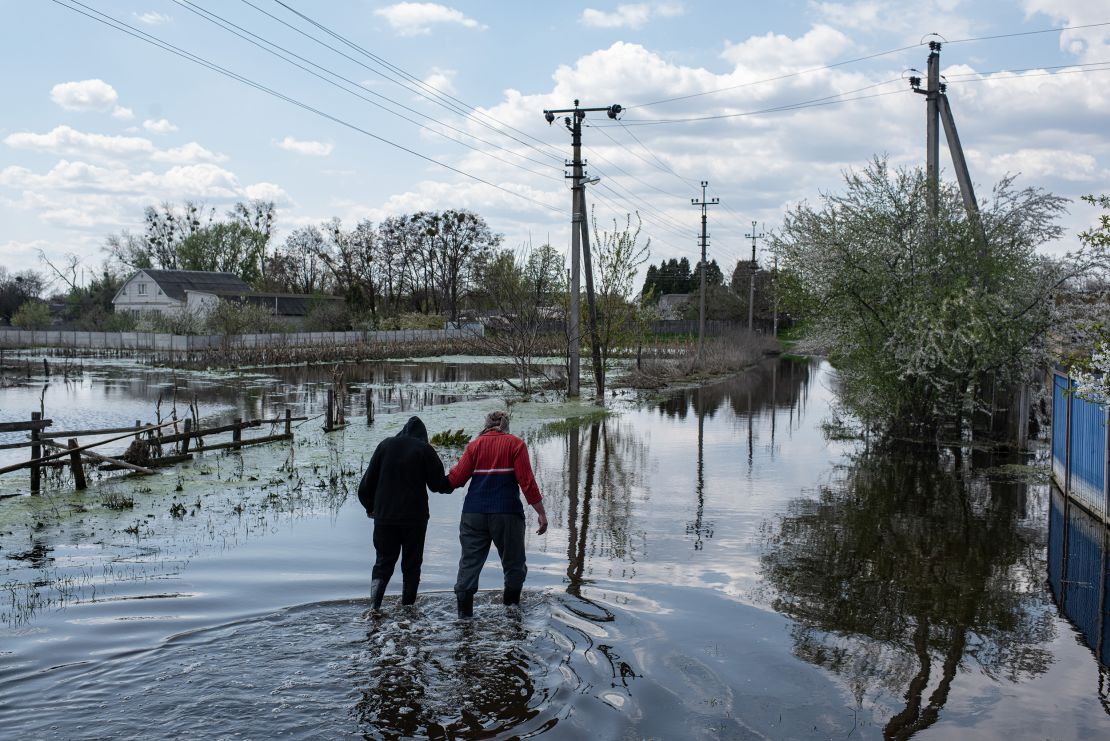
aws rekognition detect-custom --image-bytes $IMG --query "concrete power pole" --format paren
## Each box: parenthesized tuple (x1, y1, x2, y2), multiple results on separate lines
(910, 42, 987, 248)
(744, 221, 765, 332)
(544, 100, 622, 399)
(690, 181, 718, 361)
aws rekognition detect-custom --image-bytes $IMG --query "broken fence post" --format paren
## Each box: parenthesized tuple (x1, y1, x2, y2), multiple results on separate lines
(30, 412, 42, 495)
(68, 437, 87, 490)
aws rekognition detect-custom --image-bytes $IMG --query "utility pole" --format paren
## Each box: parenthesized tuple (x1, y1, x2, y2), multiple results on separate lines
(544, 100, 622, 398)
(910, 42, 987, 248)
(744, 221, 765, 332)
(690, 181, 718, 360)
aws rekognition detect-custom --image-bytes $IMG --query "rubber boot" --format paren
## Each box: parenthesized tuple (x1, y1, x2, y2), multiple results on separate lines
(503, 586, 522, 606)
(456, 591, 474, 619)
(401, 580, 419, 606)
(370, 578, 388, 611)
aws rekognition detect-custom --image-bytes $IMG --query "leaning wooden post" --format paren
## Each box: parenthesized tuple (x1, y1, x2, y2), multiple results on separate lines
(326, 388, 335, 431)
(30, 412, 42, 495)
(68, 437, 87, 490)
(284, 408, 292, 437)
(232, 418, 243, 450)
(182, 418, 192, 454)
(366, 392, 374, 425)
(43, 358, 50, 378)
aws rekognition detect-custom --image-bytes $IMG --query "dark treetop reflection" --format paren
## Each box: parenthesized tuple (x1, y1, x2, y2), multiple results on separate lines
(761, 448, 1054, 739)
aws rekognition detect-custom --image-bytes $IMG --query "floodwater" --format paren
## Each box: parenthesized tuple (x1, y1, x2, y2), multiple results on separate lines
(1, 356, 1108, 739)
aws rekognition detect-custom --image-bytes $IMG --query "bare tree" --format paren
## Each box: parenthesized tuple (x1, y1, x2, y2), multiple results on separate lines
(473, 247, 560, 394)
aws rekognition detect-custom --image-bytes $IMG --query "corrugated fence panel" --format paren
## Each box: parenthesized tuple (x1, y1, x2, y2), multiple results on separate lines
(1048, 486, 1066, 602)
(1064, 502, 1105, 652)
(1070, 390, 1108, 519)
(1053, 373, 1069, 491)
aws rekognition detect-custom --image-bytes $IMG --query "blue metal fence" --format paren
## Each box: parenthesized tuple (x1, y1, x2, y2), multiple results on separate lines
(1052, 370, 1109, 521)
(1048, 489, 1110, 666)
(1048, 487, 1065, 602)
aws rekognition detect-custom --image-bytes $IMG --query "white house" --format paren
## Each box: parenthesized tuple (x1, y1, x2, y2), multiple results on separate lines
(113, 270, 252, 317)
(113, 269, 344, 325)
(656, 293, 691, 320)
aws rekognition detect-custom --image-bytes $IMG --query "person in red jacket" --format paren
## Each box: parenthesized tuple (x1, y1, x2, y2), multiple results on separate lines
(447, 410, 548, 618)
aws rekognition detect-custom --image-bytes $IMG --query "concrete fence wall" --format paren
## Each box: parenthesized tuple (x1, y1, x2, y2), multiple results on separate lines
(0, 325, 483, 352)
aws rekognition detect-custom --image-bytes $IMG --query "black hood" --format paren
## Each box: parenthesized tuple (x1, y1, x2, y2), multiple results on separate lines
(397, 416, 428, 443)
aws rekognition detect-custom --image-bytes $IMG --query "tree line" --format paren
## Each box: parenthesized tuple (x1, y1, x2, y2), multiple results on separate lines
(104, 200, 504, 325)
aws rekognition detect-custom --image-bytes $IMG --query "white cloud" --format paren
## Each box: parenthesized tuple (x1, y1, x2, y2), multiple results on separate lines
(244, 182, 293, 205)
(4, 125, 226, 164)
(110, 106, 134, 121)
(581, 3, 685, 29)
(1024, 0, 1110, 64)
(977, 148, 1102, 182)
(134, 11, 172, 25)
(142, 118, 178, 134)
(151, 142, 227, 164)
(809, 1, 975, 41)
(374, 3, 484, 36)
(50, 79, 120, 112)
(422, 67, 457, 95)
(275, 136, 334, 156)
(721, 25, 852, 75)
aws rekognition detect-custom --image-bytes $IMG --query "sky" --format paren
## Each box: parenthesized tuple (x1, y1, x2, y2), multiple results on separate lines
(1, 0, 1108, 286)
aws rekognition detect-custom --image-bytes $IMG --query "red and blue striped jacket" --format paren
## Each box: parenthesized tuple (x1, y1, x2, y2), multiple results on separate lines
(448, 430, 542, 514)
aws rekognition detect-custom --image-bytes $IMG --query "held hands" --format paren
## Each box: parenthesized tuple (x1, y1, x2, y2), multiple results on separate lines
(366, 510, 374, 519)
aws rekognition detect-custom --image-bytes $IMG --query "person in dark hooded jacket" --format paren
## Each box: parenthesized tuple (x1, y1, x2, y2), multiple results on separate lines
(358, 416, 453, 610)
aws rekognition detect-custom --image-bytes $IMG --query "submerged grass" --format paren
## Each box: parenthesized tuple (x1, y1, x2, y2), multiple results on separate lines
(622, 331, 779, 390)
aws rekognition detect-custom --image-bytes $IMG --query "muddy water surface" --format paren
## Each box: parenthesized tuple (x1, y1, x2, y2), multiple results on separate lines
(1, 357, 1108, 739)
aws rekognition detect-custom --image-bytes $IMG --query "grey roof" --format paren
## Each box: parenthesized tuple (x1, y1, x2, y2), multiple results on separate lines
(237, 292, 343, 317)
(657, 293, 691, 308)
(140, 270, 251, 301)
(196, 290, 343, 317)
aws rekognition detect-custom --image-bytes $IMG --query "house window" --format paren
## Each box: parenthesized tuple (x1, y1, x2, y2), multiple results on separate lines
(137, 283, 148, 296)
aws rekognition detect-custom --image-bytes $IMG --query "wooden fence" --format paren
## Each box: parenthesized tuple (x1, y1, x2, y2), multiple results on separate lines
(0, 410, 305, 496)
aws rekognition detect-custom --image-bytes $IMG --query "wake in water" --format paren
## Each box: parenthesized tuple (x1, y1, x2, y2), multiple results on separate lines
(0, 590, 649, 740)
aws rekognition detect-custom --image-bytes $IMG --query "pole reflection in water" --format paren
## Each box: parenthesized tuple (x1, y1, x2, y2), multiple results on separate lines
(761, 448, 1055, 738)
(685, 389, 712, 550)
(1048, 486, 1110, 711)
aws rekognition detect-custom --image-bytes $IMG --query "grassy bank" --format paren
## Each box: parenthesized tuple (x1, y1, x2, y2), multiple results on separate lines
(620, 330, 780, 390)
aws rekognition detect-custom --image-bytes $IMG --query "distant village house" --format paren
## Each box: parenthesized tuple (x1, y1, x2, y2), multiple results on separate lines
(112, 269, 340, 326)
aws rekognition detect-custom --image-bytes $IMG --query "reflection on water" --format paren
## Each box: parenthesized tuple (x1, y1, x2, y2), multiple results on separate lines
(0, 358, 513, 475)
(761, 447, 1055, 738)
(6, 357, 1110, 738)
(1048, 487, 1110, 709)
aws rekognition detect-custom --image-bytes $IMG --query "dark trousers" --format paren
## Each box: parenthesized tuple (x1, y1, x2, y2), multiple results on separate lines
(454, 512, 527, 595)
(372, 519, 428, 586)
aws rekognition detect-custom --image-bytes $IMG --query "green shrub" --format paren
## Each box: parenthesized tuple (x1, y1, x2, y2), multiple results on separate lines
(10, 301, 51, 329)
(204, 301, 281, 335)
(376, 312, 446, 330)
(430, 429, 470, 447)
(304, 301, 356, 331)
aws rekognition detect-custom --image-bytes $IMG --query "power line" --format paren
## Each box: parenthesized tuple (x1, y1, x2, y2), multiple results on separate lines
(584, 127, 688, 200)
(944, 61, 1110, 81)
(47, 0, 564, 215)
(617, 119, 701, 189)
(628, 19, 1110, 109)
(945, 20, 1110, 45)
(174, 0, 563, 182)
(629, 45, 920, 109)
(257, 0, 567, 165)
(606, 82, 906, 126)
